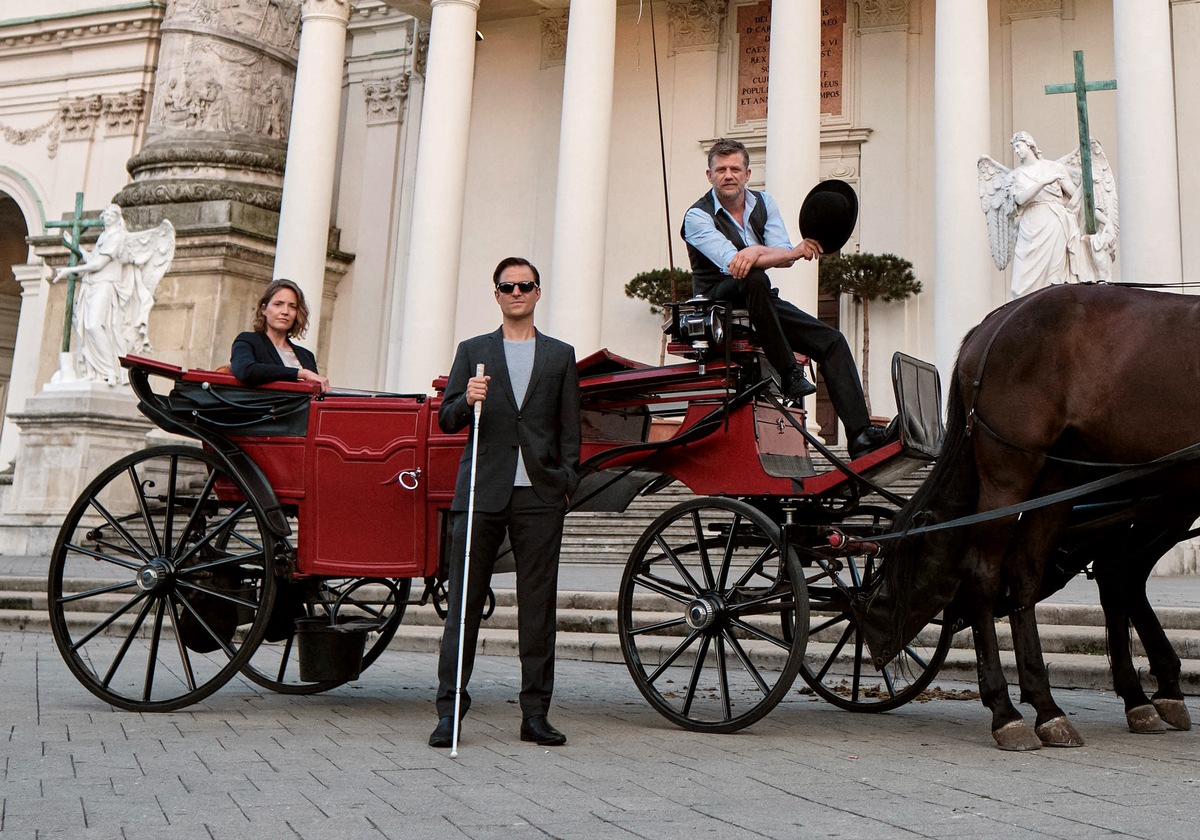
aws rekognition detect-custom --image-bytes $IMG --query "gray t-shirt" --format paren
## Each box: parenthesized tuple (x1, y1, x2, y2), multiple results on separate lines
(504, 338, 536, 487)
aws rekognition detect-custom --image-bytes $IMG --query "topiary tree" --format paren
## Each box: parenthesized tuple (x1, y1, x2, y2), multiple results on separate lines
(624, 267, 694, 363)
(818, 252, 922, 414)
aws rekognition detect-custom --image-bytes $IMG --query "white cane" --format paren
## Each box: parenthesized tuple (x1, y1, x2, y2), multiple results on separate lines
(450, 363, 484, 758)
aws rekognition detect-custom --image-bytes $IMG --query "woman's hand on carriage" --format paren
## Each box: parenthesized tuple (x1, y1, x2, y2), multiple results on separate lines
(297, 369, 330, 393)
(465, 373, 490, 406)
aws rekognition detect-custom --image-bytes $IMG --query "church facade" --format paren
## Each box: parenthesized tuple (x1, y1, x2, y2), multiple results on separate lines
(1, 0, 1198, 466)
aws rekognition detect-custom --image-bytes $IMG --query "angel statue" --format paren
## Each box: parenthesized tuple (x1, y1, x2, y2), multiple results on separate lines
(52, 204, 175, 386)
(978, 131, 1118, 298)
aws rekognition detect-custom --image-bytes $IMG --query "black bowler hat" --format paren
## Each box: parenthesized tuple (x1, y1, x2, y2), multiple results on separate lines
(798, 179, 858, 254)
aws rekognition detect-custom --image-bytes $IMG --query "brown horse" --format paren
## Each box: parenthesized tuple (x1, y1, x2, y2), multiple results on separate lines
(858, 284, 1198, 750)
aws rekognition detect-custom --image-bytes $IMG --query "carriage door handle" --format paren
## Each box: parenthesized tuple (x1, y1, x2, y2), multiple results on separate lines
(397, 468, 421, 490)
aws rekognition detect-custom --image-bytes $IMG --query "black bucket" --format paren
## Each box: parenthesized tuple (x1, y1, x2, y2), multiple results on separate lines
(295, 616, 371, 682)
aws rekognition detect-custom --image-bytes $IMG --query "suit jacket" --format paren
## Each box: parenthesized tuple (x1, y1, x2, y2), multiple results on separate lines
(230, 330, 318, 386)
(439, 327, 581, 512)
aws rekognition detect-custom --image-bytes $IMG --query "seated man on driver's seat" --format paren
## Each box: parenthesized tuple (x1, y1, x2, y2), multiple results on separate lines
(681, 137, 896, 460)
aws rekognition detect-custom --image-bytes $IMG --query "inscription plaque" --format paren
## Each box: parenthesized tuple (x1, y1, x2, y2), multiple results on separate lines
(735, 0, 845, 124)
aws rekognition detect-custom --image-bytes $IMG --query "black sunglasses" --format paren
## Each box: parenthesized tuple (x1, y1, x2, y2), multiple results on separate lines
(496, 281, 539, 294)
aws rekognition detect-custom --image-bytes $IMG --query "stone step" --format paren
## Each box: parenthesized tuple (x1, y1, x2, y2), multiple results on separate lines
(12, 581, 1200, 695)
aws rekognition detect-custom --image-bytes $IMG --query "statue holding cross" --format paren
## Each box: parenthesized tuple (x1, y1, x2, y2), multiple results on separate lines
(49, 199, 175, 386)
(977, 51, 1119, 297)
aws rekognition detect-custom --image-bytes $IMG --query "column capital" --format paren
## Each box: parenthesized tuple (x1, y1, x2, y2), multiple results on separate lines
(301, 0, 351, 23)
(430, 0, 482, 10)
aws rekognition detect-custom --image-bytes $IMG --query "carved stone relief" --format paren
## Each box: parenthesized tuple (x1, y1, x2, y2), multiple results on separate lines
(541, 11, 569, 69)
(668, 0, 725, 54)
(167, 0, 303, 51)
(1001, 0, 1063, 20)
(413, 26, 430, 78)
(857, 0, 910, 33)
(363, 75, 411, 125)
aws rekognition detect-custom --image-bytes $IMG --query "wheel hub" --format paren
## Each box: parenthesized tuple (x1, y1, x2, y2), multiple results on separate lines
(136, 558, 175, 593)
(685, 594, 724, 630)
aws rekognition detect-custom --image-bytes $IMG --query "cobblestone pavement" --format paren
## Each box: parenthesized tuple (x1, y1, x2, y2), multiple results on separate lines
(3, 629, 1199, 840)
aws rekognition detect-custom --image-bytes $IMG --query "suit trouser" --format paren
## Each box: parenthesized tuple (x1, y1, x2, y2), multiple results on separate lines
(706, 270, 871, 435)
(436, 487, 566, 719)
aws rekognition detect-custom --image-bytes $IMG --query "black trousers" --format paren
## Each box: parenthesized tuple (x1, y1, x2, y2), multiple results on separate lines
(706, 270, 871, 435)
(435, 487, 566, 719)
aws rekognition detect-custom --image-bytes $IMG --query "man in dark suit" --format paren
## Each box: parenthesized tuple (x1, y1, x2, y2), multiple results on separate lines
(430, 256, 581, 749)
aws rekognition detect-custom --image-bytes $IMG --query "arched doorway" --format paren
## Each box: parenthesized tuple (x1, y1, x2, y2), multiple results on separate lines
(0, 194, 30, 447)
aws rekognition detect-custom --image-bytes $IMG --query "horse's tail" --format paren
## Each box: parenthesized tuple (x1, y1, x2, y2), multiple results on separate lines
(860, 361, 980, 665)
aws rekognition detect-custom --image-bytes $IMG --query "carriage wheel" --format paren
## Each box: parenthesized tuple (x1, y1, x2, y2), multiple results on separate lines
(48, 445, 278, 712)
(240, 577, 410, 694)
(799, 505, 953, 712)
(618, 497, 808, 733)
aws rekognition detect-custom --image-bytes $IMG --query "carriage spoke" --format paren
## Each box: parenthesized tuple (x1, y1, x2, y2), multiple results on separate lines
(628, 615, 687, 636)
(100, 596, 157, 689)
(646, 630, 703, 685)
(89, 497, 155, 565)
(721, 630, 771, 695)
(714, 635, 733, 719)
(680, 634, 712, 718)
(127, 462, 163, 558)
(143, 600, 167, 701)
(166, 597, 199, 692)
(691, 510, 717, 590)
(654, 533, 705, 596)
(67, 590, 151, 653)
(57, 578, 138, 604)
(727, 616, 791, 651)
(175, 502, 252, 565)
(62, 541, 143, 570)
(627, 572, 693, 605)
(814, 623, 855, 683)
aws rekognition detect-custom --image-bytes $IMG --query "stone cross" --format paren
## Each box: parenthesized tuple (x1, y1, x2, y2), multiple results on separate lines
(1044, 50, 1116, 235)
(45, 192, 105, 353)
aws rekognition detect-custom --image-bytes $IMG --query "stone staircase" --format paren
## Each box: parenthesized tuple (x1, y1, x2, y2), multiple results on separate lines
(7, 461, 1199, 696)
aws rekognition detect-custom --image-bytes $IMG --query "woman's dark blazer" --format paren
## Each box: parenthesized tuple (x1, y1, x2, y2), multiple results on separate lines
(230, 330, 318, 385)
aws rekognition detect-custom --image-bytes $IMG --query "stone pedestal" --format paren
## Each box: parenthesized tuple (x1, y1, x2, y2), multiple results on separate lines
(0, 382, 153, 555)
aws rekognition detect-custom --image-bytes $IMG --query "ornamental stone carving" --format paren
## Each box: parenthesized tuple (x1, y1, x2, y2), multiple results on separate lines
(167, 0, 302, 51)
(363, 75, 411, 125)
(59, 96, 104, 141)
(540, 11, 569, 69)
(102, 90, 147, 136)
(412, 26, 430, 78)
(1001, 0, 1063, 20)
(857, 0, 910, 33)
(668, 0, 725, 53)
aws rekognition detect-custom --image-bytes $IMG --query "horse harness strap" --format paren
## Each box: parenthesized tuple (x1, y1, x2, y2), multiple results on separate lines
(876, 437, 1200, 544)
(965, 292, 1044, 435)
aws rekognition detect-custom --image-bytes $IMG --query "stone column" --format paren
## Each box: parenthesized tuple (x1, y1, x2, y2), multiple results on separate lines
(765, 0, 821, 313)
(274, 0, 353, 351)
(393, 0, 481, 392)
(933, 0, 994, 380)
(1113, 0, 1183, 285)
(544, 1, 617, 353)
(0, 264, 50, 470)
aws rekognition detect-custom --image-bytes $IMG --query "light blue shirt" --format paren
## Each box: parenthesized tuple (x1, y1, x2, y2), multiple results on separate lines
(681, 188, 794, 275)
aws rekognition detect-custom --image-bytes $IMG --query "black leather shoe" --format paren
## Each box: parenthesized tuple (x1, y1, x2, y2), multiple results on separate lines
(848, 418, 900, 460)
(428, 716, 455, 748)
(781, 367, 817, 402)
(520, 715, 566, 746)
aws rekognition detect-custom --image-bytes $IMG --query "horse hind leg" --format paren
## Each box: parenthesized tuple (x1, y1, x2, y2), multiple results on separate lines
(1123, 573, 1190, 731)
(1095, 560, 1167, 733)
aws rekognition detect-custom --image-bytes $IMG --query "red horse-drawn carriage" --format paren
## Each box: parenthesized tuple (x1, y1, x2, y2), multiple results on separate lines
(48, 296, 949, 728)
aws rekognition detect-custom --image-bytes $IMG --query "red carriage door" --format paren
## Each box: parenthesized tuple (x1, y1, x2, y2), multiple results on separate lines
(300, 398, 428, 577)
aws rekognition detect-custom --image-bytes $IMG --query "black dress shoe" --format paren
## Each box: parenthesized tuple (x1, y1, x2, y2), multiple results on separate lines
(848, 418, 900, 460)
(428, 716, 455, 748)
(520, 714, 566, 746)
(781, 367, 817, 402)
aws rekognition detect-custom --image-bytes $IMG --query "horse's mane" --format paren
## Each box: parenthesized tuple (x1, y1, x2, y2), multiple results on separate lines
(876, 350, 981, 640)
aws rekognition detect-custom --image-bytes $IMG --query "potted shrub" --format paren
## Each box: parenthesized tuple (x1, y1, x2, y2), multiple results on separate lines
(818, 252, 921, 415)
(624, 267, 694, 364)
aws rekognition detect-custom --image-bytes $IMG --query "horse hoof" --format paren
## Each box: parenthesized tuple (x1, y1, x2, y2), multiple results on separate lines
(1035, 716, 1085, 747)
(992, 720, 1042, 751)
(1125, 704, 1167, 734)
(1152, 698, 1192, 731)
